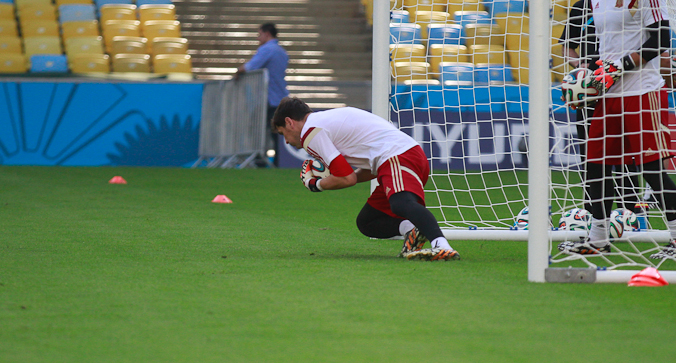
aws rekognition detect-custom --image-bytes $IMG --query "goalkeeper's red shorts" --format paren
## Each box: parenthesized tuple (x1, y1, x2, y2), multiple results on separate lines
(367, 145, 429, 218)
(588, 89, 674, 165)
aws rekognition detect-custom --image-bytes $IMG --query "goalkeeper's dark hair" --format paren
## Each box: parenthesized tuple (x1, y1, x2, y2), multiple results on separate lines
(260, 23, 278, 38)
(271, 97, 313, 130)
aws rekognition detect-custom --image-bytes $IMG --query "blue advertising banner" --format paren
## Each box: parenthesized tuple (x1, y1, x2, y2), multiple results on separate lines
(0, 79, 203, 166)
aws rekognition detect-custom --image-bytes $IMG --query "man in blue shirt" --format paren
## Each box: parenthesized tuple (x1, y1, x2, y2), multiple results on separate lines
(236, 23, 289, 166)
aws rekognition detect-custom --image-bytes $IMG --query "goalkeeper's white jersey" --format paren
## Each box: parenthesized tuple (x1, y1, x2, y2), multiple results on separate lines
(300, 107, 419, 174)
(592, 0, 666, 96)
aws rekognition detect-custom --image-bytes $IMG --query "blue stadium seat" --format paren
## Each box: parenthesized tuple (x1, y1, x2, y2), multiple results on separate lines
(59, 5, 97, 23)
(136, 0, 174, 5)
(453, 11, 492, 31)
(440, 62, 474, 83)
(0, 0, 13, 3)
(389, 23, 422, 44)
(427, 24, 463, 46)
(474, 64, 515, 83)
(391, 10, 409, 24)
(484, 1, 528, 16)
(30, 54, 69, 73)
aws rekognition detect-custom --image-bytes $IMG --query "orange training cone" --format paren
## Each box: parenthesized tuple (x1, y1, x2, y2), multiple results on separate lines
(628, 267, 669, 287)
(109, 176, 127, 184)
(212, 195, 233, 203)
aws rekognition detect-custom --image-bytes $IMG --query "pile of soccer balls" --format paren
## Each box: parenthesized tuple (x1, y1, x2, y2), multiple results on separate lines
(513, 207, 639, 239)
(561, 67, 600, 107)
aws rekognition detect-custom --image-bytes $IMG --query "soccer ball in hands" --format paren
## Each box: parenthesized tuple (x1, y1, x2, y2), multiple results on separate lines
(610, 208, 639, 231)
(561, 68, 599, 107)
(309, 159, 330, 179)
(558, 208, 591, 231)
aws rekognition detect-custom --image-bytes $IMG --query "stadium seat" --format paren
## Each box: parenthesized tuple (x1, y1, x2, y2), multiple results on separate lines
(484, 0, 527, 17)
(402, 0, 446, 19)
(390, 10, 409, 24)
(138, 4, 176, 23)
(58, 4, 97, 23)
(23, 36, 62, 57)
(453, 11, 492, 31)
(65, 36, 104, 56)
(389, 43, 426, 64)
(15, 0, 52, 10)
(0, 53, 27, 73)
(94, 0, 132, 10)
(0, 19, 18, 37)
(0, 36, 22, 54)
(99, 4, 137, 22)
(428, 44, 469, 73)
(0, 3, 14, 20)
(151, 37, 188, 56)
(61, 20, 100, 39)
(136, 0, 174, 5)
(426, 24, 462, 46)
(505, 33, 527, 51)
(56, 0, 94, 6)
(446, 0, 484, 15)
(439, 62, 474, 83)
(392, 61, 429, 83)
(389, 23, 422, 44)
(469, 44, 507, 65)
(463, 23, 504, 47)
(112, 53, 150, 72)
(142, 20, 181, 41)
(473, 63, 515, 83)
(21, 20, 60, 37)
(108, 36, 147, 55)
(29, 54, 68, 72)
(412, 10, 450, 40)
(153, 54, 192, 74)
(495, 13, 529, 35)
(552, 0, 570, 20)
(18, 4, 57, 22)
(506, 49, 528, 83)
(69, 52, 110, 73)
(102, 20, 141, 48)
(403, 79, 440, 86)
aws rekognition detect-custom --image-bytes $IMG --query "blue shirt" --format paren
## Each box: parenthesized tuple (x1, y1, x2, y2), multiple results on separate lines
(244, 39, 289, 107)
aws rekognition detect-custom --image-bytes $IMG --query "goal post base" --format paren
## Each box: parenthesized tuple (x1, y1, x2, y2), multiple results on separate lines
(545, 268, 676, 284)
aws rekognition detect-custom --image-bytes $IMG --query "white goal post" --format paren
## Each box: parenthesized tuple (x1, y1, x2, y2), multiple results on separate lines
(371, 0, 676, 283)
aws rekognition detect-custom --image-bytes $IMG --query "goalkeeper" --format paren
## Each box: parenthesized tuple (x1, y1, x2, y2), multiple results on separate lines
(272, 96, 459, 261)
(559, 0, 676, 260)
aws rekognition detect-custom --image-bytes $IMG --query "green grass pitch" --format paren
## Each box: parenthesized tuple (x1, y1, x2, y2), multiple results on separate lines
(1, 166, 675, 362)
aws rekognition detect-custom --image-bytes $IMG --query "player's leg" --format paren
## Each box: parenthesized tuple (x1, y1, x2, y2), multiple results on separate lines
(355, 202, 405, 239)
(578, 106, 593, 213)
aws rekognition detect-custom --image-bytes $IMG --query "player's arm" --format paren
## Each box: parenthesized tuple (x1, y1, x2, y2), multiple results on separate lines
(354, 168, 377, 183)
(301, 155, 357, 192)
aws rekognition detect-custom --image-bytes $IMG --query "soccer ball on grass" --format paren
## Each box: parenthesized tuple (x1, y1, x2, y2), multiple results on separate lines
(558, 208, 591, 231)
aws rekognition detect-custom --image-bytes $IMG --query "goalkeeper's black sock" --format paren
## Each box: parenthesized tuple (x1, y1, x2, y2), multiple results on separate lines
(389, 191, 444, 241)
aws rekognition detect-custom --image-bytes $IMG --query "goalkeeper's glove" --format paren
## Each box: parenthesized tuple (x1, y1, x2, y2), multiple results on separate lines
(300, 159, 323, 192)
(591, 56, 635, 93)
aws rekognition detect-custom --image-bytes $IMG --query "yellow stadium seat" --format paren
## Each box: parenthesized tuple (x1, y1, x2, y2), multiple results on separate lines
(495, 13, 529, 35)
(100, 4, 137, 23)
(551, 43, 566, 82)
(17, 4, 57, 22)
(469, 44, 507, 65)
(428, 44, 469, 73)
(142, 20, 181, 41)
(62, 20, 100, 40)
(55, 0, 93, 6)
(390, 43, 426, 64)
(446, 1, 484, 15)
(392, 61, 430, 83)
(153, 54, 192, 74)
(390, 0, 402, 9)
(0, 53, 27, 73)
(138, 4, 176, 23)
(505, 33, 528, 51)
(551, 24, 565, 45)
(65, 36, 104, 57)
(403, 0, 446, 21)
(21, 20, 59, 37)
(15, 0, 52, 10)
(151, 37, 188, 56)
(0, 36, 22, 54)
(109, 36, 148, 55)
(0, 3, 15, 20)
(23, 36, 62, 57)
(412, 10, 450, 39)
(506, 50, 528, 83)
(103, 20, 141, 47)
(464, 24, 504, 47)
(112, 53, 151, 73)
(0, 20, 18, 37)
(552, 0, 572, 19)
(69, 53, 110, 73)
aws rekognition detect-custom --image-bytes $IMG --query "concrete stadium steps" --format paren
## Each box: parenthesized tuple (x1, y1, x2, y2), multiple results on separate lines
(173, 0, 373, 109)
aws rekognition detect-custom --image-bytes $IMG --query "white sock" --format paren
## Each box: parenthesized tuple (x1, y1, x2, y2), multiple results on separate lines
(643, 185, 654, 200)
(399, 220, 415, 236)
(667, 219, 676, 240)
(588, 217, 609, 245)
(431, 237, 452, 250)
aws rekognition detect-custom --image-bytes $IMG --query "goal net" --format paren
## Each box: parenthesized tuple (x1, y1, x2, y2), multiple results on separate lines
(368, 0, 676, 282)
